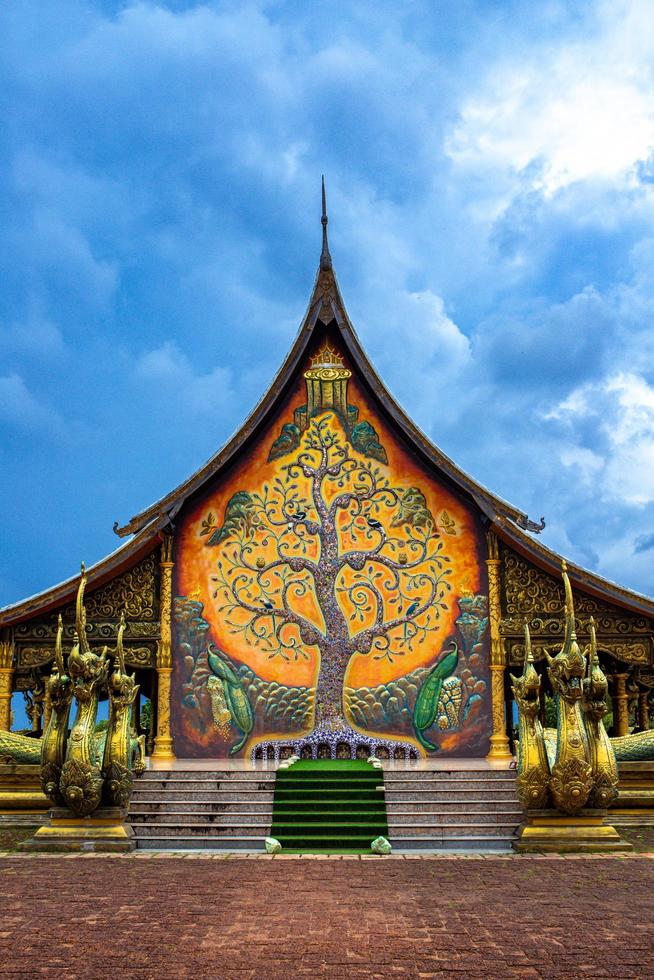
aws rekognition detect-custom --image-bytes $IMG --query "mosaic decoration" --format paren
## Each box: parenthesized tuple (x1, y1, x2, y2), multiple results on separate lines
(172, 343, 491, 757)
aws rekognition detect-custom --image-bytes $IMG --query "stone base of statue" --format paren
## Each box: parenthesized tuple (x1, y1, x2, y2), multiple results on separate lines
(0, 763, 50, 826)
(21, 806, 135, 853)
(513, 808, 632, 853)
(611, 762, 654, 825)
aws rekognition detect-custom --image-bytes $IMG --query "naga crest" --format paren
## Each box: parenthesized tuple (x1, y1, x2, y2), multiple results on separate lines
(67, 564, 108, 699)
(510, 622, 541, 720)
(545, 561, 585, 702)
(108, 612, 137, 708)
(583, 617, 609, 722)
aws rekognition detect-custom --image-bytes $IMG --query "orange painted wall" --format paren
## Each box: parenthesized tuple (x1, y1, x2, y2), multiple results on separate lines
(171, 338, 490, 757)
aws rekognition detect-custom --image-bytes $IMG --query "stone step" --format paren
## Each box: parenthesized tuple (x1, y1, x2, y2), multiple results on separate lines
(133, 836, 263, 850)
(131, 790, 275, 803)
(130, 801, 274, 814)
(389, 835, 515, 851)
(134, 778, 275, 789)
(382, 777, 516, 787)
(384, 770, 515, 781)
(387, 821, 520, 837)
(386, 810, 522, 826)
(131, 822, 271, 837)
(384, 786, 517, 805)
(139, 771, 276, 782)
(130, 812, 272, 826)
(383, 800, 521, 813)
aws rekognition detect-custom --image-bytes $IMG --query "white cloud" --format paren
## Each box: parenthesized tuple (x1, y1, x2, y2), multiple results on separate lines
(0, 373, 64, 434)
(134, 341, 236, 419)
(545, 371, 654, 505)
(0, 312, 64, 357)
(447, 1, 654, 197)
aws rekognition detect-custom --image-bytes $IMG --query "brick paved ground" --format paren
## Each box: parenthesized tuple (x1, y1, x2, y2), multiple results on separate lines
(0, 854, 653, 979)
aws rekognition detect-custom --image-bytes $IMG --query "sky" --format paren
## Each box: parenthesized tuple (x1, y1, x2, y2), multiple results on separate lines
(1, 0, 654, 605)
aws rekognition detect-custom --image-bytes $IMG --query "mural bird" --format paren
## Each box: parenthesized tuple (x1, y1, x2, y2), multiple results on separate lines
(412, 640, 459, 752)
(207, 647, 254, 755)
(367, 517, 383, 531)
(404, 600, 420, 640)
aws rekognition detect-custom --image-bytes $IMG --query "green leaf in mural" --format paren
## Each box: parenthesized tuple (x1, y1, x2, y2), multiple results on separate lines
(205, 491, 257, 545)
(268, 422, 301, 462)
(350, 420, 388, 464)
(391, 487, 435, 531)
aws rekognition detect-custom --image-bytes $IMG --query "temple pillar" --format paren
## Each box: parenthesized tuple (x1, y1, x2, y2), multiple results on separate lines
(152, 535, 176, 761)
(638, 690, 650, 732)
(0, 638, 13, 731)
(613, 673, 630, 737)
(485, 532, 512, 761)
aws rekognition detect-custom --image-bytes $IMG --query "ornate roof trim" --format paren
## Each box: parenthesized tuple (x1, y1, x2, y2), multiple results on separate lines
(494, 519, 654, 617)
(0, 520, 164, 627)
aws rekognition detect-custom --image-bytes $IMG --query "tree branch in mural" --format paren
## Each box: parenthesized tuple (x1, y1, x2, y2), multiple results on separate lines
(207, 415, 452, 734)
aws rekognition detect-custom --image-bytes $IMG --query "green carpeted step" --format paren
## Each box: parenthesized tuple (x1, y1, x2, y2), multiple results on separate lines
(273, 809, 385, 822)
(273, 798, 385, 811)
(273, 834, 383, 848)
(276, 778, 381, 790)
(284, 760, 373, 771)
(272, 760, 388, 854)
(274, 791, 382, 802)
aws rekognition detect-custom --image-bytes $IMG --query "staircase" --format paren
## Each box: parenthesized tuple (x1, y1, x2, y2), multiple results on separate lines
(129, 770, 275, 850)
(385, 768, 521, 851)
(128, 765, 521, 852)
(271, 760, 387, 852)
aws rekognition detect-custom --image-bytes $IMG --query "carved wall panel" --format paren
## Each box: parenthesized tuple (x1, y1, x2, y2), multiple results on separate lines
(16, 644, 155, 670)
(508, 639, 651, 667)
(12, 553, 160, 645)
(501, 545, 654, 668)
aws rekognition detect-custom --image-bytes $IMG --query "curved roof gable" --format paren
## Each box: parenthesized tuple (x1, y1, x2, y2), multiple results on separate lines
(113, 247, 544, 541)
(3, 191, 652, 625)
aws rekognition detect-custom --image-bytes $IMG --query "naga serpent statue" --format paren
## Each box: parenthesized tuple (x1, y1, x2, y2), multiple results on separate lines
(40, 615, 73, 805)
(582, 616, 619, 808)
(59, 565, 110, 816)
(544, 562, 593, 814)
(102, 612, 143, 807)
(510, 622, 550, 809)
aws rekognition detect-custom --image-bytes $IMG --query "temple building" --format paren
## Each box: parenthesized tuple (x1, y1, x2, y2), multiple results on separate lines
(1, 191, 653, 769)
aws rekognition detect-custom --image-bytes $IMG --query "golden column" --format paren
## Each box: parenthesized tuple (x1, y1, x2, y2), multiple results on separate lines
(152, 534, 176, 762)
(0, 637, 13, 731)
(613, 673, 630, 737)
(638, 690, 650, 732)
(485, 532, 513, 761)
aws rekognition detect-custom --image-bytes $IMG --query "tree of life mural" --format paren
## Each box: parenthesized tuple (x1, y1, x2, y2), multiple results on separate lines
(207, 413, 458, 751)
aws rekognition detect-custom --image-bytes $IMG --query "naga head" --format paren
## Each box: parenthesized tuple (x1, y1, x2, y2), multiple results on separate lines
(545, 561, 586, 702)
(510, 621, 541, 720)
(583, 616, 609, 720)
(109, 611, 138, 704)
(48, 614, 72, 707)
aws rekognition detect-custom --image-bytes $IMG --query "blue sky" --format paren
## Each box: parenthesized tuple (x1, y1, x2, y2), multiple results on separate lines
(2, 0, 654, 604)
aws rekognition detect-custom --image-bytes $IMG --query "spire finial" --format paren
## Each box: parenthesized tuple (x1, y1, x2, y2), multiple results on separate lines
(320, 175, 332, 271)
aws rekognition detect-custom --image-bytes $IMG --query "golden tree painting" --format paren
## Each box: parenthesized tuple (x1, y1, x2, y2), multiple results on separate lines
(205, 413, 455, 745)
